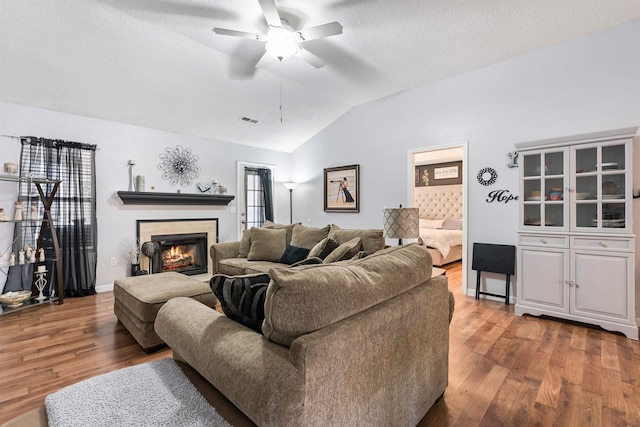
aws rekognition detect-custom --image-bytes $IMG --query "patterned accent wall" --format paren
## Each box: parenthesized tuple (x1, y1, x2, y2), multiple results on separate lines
(414, 184, 463, 219)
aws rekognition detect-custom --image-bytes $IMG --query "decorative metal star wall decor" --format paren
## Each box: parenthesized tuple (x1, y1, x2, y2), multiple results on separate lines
(157, 145, 200, 187)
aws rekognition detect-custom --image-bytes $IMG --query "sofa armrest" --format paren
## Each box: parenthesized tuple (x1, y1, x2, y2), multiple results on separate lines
(287, 275, 450, 426)
(155, 297, 305, 426)
(210, 241, 240, 274)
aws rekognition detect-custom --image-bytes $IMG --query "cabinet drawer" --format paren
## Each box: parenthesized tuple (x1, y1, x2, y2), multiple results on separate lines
(519, 234, 569, 248)
(571, 236, 633, 252)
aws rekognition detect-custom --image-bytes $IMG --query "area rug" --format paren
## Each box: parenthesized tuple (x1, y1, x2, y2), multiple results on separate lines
(45, 358, 231, 427)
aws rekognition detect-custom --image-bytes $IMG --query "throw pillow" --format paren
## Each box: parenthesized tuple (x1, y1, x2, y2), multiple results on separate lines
(323, 237, 362, 263)
(328, 225, 385, 254)
(290, 224, 331, 250)
(238, 228, 252, 258)
(308, 235, 339, 260)
(209, 273, 270, 333)
(279, 245, 310, 265)
(247, 227, 287, 262)
(262, 220, 298, 246)
(289, 256, 323, 267)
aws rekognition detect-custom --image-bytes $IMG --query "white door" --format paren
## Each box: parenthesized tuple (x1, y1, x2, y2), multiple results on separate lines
(236, 161, 275, 239)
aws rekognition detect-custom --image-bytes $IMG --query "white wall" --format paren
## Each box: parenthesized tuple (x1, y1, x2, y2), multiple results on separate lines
(291, 20, 640, 299)
(0, 101, 292, 289)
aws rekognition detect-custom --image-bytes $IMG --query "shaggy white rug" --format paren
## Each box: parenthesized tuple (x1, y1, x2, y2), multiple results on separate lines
(45, 358, 231, 427)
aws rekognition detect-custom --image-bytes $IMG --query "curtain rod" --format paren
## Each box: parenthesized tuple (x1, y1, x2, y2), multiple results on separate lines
(1, 134, 101, 150)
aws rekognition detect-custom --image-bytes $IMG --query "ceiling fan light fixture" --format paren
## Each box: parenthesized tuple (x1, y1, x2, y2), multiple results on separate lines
(265, 27, 300, 61)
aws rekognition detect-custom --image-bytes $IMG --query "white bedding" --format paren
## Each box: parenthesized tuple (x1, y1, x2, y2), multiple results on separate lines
(419, 228, 463, 258)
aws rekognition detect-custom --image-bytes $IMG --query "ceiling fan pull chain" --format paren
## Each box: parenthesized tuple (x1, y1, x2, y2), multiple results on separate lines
(280, 77, 283, 123)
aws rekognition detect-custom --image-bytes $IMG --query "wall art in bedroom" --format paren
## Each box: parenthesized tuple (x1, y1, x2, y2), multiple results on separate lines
(415, 161, 462, 187)
(324, 164, 359, 212)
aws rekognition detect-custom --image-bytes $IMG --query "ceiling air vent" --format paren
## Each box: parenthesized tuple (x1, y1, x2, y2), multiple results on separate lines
(240, 116, 259, 124)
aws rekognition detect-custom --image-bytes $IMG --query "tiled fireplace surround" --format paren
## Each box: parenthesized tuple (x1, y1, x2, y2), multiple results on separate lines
(136, 218, 218, 278)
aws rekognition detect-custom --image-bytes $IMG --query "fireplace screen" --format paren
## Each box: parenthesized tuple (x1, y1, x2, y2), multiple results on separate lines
(151, 233, 208, 276)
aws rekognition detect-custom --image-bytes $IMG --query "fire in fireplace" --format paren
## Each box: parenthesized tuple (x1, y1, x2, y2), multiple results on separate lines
(151, 233, 208, 276)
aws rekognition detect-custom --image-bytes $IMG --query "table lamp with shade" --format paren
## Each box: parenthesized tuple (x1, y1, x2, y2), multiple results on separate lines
(383, 205, 419, 245)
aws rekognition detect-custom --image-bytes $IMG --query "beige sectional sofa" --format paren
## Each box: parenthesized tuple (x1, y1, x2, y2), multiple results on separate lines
(210, 222, 386, 275)
(155, 244, 454, 426)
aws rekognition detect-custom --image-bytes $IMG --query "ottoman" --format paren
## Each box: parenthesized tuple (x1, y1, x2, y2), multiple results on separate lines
(114, 272, 217, 352)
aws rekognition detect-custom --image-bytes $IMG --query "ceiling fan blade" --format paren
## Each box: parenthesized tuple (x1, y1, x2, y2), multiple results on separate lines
(254, 51, 273, 68)
(257, 0, 282, 28)
(296, 22, 343, 41)
(296, 48, 325, 68)
(213, 28, 266, 40)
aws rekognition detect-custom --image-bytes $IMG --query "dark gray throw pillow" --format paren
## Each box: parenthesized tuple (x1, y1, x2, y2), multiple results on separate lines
(209, 273, 270, 333)
(279, 245, 310, 265)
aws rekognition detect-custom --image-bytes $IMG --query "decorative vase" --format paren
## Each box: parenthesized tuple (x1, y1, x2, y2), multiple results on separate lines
(135, 175, 145, 192)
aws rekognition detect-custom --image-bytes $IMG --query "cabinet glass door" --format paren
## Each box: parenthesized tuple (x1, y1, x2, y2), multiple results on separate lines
(521, 149, 567, 230)
(572, 141, 630, 232)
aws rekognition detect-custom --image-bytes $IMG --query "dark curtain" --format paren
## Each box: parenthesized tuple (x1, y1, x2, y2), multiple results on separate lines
(6, 137, 98, 297)
(258, 168, 274, 222)
(244, 167, 274, 228)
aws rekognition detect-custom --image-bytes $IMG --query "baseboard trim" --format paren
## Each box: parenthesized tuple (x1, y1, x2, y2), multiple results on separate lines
(96, 283, 114, 293)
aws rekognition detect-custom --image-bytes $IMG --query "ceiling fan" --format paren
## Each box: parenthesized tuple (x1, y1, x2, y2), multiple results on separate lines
(212, 0, 343, 69)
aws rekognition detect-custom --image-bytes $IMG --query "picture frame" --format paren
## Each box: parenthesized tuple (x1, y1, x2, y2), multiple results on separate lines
(324, 164, 360, 212)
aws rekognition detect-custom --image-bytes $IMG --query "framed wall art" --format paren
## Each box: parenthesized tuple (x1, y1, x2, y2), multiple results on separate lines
(324, 164, 359, 212)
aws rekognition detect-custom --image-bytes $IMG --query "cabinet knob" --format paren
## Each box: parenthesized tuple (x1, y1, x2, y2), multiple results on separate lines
(598, 242, 607, 248)
(540, 239, 547, 244)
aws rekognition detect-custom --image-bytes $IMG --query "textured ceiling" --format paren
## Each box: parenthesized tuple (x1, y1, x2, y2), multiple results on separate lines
(1, 1, 639, 152)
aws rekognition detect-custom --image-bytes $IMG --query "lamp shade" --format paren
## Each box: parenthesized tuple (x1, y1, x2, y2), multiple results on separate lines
(282, 182, 298, 191)
(383, 207, 419, 239)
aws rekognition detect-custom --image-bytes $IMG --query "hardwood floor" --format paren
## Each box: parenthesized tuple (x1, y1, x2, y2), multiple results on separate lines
(1, 262, 639, 426)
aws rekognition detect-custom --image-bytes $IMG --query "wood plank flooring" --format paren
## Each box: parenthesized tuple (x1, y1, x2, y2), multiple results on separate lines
(1, 262, 639, 426)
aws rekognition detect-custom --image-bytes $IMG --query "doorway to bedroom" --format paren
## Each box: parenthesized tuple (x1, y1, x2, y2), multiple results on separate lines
(409, 143, 468, 294)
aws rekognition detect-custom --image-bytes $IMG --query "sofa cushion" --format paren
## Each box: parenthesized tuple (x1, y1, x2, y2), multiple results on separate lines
(308, 235, 339, 260)
(210, 273, 270, 333)
(238, 229, 252, 258)
(263, 244, 433, 346)
(279, 245, 310, 265)
(248, 227, 287, 262)
(262, 221, 298, 246)
(290, 224, 330, 250)
(323, 237, 362, 263)
(329, 225, 385, 255)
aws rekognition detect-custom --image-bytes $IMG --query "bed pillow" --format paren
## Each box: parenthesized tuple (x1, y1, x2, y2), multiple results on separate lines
(323, 237, 362, 263)
(419, 218, 445, 229)
(247, 227, 287, 261)
(210, 273, 270, 333)
(442, 218, 463, 230)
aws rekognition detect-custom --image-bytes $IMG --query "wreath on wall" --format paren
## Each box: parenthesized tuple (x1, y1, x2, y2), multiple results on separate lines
(476, 167, 498, 186)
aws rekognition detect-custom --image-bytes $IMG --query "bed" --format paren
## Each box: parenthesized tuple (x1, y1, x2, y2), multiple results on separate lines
(414, 184, 463, 266)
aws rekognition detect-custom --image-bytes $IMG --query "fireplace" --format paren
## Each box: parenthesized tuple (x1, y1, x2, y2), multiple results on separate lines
(151, 233, 208, 275)
(137, 218, 218, 277)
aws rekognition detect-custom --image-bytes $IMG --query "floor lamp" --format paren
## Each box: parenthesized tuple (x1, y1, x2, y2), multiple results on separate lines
(383, 205, 419, 245)
(283, 182, 298, 224)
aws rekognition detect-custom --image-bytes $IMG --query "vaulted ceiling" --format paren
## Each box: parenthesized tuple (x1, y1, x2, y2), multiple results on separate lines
(1, 1, 639, 152)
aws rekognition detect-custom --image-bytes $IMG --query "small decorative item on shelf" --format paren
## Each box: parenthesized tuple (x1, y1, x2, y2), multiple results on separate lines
(38, 248, 45, 262)
(26, 246, 34, 263)
(9, 252, 15, 266)
(18, 249, 25, 265)
(29, 205, 37, 220)
(135, 175, 145, 192)
(13, 201, 23, 221)
(3, 162, 18, 174)
(549, 188, 563, 201)
(0, 290, 31, 308)
(0, 208, 7, 221)
(34, 268, 48, 302)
